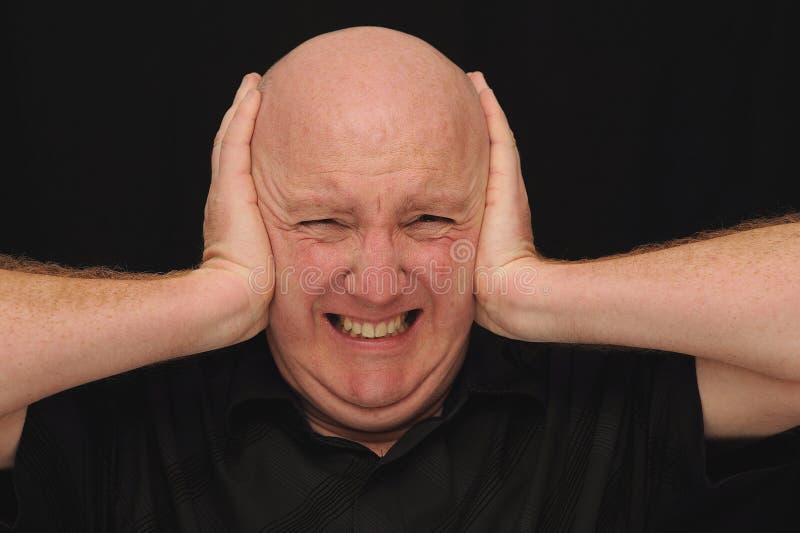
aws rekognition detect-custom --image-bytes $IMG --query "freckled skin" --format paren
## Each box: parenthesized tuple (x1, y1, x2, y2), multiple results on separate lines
(251, 27, 489, 449)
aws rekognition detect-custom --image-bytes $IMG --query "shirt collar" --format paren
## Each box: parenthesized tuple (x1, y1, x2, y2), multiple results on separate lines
(225, 324, 547, 429)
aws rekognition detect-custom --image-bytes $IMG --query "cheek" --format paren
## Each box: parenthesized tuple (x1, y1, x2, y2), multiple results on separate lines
(269, 236, 350, 316)
(268, 230, 343, 283)
(406, 240, 477, 312)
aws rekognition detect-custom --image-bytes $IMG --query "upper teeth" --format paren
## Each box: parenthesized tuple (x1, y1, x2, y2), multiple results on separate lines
(338, 312, 409, 338)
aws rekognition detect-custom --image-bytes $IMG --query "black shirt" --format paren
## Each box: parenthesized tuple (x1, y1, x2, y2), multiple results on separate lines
(1, 325, 798, 532)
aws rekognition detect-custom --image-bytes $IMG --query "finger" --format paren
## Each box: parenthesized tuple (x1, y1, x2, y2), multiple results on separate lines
(212, 73, 261, 175)
(219, 73, 261, 140)
(215, 88, 262, 201)
(212, 73, 261, 177)
(478, 85, 520, 188)
(466, 71, 489, 94)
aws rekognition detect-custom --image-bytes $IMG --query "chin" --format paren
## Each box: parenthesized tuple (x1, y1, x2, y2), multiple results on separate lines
(317, 391, 435, 435)
(343, 371, 412, 409)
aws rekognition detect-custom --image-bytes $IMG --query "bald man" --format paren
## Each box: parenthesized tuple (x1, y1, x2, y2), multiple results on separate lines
(1, 27, 799, 531)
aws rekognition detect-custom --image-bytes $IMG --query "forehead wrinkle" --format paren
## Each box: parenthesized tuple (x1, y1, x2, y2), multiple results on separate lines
(253, 150, 294, 216)
(279, 119, 459, 175)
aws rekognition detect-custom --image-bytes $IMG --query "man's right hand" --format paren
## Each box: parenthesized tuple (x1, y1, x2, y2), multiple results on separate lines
(197, 73, 274, 341)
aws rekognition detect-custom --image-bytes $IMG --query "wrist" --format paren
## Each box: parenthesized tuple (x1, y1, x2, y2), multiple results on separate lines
(476, 255, 576, 343)
(186, 266, 268, 348)
(507, 256, 580, 343)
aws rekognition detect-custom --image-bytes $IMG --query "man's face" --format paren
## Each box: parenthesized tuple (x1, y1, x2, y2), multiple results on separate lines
(251, 33, 488, 436)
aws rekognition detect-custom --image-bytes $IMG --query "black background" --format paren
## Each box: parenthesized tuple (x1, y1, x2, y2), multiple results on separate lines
(2, 1, 795, 270)
(2, 2, 797, 530)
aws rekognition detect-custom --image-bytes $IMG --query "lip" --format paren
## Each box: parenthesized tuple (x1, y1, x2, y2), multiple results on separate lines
(323, 309, 422, 349)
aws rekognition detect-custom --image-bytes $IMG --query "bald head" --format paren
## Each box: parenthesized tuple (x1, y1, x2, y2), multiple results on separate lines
(252, 26, 487, 183)
(253, 28, 491, 439)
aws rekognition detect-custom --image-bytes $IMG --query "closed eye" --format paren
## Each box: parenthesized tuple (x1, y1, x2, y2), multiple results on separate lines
(299, 219, 340, 227)
(413, 214, 454, 224)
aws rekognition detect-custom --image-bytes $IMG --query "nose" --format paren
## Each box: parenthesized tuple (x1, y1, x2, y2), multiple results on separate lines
(343, 228, 407, 307)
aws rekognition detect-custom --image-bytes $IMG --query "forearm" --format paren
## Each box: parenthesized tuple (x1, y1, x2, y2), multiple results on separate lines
(0, 266, 255, 416)
(530, 219, 800, 379)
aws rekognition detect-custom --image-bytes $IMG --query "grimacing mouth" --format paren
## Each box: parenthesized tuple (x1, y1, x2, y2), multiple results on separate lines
(325, 309, 421, 338)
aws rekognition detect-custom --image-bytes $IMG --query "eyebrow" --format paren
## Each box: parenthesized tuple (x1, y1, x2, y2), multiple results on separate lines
(286, 196, 468, 222)
(286, 203, 356, 220)
(402, 186, 473, 213)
